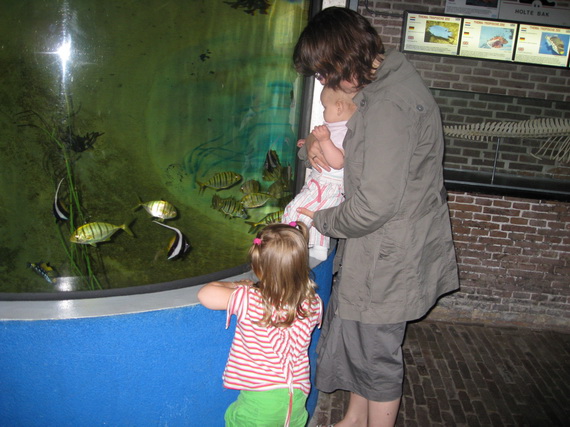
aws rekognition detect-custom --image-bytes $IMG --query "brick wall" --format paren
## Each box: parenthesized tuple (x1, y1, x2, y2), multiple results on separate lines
(358, 1, 570, 330)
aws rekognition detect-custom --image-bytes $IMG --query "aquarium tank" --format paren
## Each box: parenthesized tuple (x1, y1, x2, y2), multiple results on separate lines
(0, 0, 315, 295)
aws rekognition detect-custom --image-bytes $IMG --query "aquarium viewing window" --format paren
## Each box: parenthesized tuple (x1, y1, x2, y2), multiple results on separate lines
(0, 0, 317, 296)
(401, 11, 570, 69)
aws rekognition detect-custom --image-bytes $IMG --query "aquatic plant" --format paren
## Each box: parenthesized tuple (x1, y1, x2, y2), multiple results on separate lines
(17, 110, 104, 290)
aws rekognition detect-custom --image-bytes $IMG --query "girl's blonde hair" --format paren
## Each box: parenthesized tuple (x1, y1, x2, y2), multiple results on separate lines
(249, 222, 318, 328)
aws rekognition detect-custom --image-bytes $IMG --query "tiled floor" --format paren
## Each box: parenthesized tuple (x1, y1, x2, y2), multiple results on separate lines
(308, 320, 570, 426)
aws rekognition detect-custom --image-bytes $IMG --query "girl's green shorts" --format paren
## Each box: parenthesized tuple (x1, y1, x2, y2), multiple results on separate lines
(224, 388, 308, 427)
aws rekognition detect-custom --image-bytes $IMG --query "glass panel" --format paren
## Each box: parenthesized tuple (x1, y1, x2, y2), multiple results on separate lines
(0, 0, 311, 293)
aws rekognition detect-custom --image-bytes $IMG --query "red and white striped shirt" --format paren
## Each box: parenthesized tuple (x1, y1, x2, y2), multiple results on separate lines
(223, 285, 323, 395)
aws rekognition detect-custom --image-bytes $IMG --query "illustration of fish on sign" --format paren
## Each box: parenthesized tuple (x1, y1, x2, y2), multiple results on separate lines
(153, 221, 191, 260)
(70, 222, 134, 246)
(426, 25, 453, 42)
(53, 178, 69, 222)
(135, 198, 177, 222)
(486, 36, 508, 49)
(546, 35, 565, 55)
(197, 171, 242, 194)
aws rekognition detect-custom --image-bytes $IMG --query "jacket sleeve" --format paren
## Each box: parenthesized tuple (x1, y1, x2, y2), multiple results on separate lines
(313, 99, 414, 238)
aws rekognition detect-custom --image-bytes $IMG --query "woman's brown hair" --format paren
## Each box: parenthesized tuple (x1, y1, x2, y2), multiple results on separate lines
(249, 222, 318, 328)
(293, 7, 384, 90)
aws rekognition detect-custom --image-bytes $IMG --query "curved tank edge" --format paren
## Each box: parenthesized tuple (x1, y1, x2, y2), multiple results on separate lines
(0, 257, 327, 321)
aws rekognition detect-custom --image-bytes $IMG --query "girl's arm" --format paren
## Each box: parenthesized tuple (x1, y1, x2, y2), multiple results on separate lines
(197, 279, 253, 310)
(312, 125, 344, 169)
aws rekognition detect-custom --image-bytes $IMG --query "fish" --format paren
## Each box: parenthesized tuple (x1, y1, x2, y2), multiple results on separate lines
(211, 194, 249, 219)
(427, 25, 453, 40)
(27, 262, 58, 284)
(53, 178, 69, 222)
(546, 36, 565, 55)
(197, 171, 242, 193)
(135, 198, 177, 221)
(486, 36, 508, 49)
(153, 221, 191, 260)
(262, 165, 285, 182)
(245, 210, 284, 233)
(241, 192, 274, 209)
(264, 149, 281, 173)
(240, 179, 261, 194)
(70, 221, 134, 246)
(268, 180, 290, 199)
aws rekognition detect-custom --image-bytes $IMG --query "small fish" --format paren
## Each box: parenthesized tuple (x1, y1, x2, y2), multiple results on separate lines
(268, 180, 290, 199)
(240, 179, 261, 194)
(197, 171, 242, 193)
(427, 25, 452, 40)
(70, 222, 134, 246)
(211, 194, 248, 219)
(245, 210, 284, 233)
(53, 178, 69, 222)
(262, 165, 285, 182)
(241, 192, 274, 209)
(546, 36, 565, 55)
(264, 149, 281, 173)
(135, 198, 177, 221)
(27, 262, 58, 284)
(153, 221, 191, 260)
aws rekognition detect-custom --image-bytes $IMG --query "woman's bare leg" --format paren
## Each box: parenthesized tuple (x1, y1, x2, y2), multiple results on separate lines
(335, 393, 400, 427)
(368, 398, 400, 427)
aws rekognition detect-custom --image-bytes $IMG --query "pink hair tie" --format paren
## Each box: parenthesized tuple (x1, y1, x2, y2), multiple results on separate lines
(288, 221, 297, 228)
(253, 238, 262, 246)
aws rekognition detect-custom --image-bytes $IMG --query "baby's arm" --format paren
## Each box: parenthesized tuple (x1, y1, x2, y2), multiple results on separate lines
(197, 279, 254, 310)
(312, 125, 344, 169)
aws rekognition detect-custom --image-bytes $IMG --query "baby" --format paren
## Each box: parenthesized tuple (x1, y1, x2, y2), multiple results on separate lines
(283, 86, 356, 260)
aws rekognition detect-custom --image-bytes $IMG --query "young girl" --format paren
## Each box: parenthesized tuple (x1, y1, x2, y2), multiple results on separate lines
(198, 222, 323, 427)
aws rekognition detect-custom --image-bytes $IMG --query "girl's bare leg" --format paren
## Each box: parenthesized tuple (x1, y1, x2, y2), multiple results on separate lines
(336, 393, 400, 427)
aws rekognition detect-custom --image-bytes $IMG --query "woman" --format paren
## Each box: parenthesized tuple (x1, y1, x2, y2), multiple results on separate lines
(293, 7, 459, 426)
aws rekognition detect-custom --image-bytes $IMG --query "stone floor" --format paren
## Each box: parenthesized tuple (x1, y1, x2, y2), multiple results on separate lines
(308, 320, 570, 427)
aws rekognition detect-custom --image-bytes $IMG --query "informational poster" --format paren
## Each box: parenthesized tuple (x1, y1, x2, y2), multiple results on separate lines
(445, 0, 499, 19)
(459, 18, 517, 61)
(514, 24, 570, 67)
(402, 12, 462, 56)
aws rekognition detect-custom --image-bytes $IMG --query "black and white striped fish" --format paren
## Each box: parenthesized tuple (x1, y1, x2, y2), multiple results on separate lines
(53, 178, 69, 222)
(153, 221, 191, 260)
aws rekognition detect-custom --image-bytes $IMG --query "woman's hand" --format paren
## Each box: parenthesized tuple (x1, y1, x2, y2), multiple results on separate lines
(304, 134, 331, 173)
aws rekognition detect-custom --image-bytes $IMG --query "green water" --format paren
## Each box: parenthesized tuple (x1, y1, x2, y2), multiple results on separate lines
(0, 0, 309, 293)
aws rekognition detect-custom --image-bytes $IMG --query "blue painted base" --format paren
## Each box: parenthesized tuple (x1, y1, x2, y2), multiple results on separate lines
(0, 253, 334, 426)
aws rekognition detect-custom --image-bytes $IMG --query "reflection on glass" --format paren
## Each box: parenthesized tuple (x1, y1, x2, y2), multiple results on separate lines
(0, 0, 310, 293)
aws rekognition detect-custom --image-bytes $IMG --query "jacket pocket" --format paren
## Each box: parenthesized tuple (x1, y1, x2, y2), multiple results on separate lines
(369, 218, 411, 306)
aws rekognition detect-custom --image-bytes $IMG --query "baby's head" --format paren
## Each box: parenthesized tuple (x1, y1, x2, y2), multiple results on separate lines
(321, 87, 357, 123)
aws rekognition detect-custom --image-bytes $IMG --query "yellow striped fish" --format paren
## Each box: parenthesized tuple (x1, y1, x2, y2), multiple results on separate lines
(211, 194, 248, 219)
(245, 210, 284, 233)
(240, 179, 261, 194)
(241, 192, 274, 209)
(135, 198, 177, 221)
(70, 222, 134, 246)
(197, 171, 242, 194)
